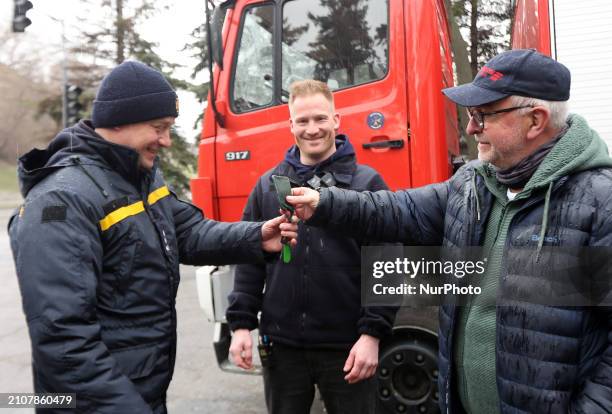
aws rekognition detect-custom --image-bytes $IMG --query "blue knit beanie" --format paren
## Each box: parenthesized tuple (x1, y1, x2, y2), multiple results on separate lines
(92, 60, 179, 128)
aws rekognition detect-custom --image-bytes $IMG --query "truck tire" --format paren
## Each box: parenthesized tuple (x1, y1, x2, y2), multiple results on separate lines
(377, 328, 439, 414)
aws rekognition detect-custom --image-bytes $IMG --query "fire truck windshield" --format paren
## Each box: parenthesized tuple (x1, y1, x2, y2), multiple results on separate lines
(231, 0, 389, 113)
(281, 0, 389, 99)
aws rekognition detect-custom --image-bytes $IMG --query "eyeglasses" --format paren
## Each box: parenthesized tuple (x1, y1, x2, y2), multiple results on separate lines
(466, 105, 533, 130)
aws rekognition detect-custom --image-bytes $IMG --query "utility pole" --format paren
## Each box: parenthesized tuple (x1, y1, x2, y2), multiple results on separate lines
(48, 15, 68, 128)
(116, 0, 125, 64)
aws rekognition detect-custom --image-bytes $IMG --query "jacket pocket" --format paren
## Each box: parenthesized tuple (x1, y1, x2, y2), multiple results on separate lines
(115, 236, 142, 297)
(101, 223, 142, 309)
(110, 341, 163, 380)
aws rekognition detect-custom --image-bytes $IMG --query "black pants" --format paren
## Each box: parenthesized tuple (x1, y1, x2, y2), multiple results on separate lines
(263, 344, 377, 414)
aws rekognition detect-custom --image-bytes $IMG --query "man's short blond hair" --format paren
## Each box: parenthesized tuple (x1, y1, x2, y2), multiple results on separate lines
(289, 79, 334, 109)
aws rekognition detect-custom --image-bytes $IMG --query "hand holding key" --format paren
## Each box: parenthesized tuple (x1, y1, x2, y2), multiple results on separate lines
(272, 175, 296, 263)
(286, 187, 320, 221)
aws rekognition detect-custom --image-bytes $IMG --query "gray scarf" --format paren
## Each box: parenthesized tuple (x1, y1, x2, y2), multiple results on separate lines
(496, 126, 568, 189)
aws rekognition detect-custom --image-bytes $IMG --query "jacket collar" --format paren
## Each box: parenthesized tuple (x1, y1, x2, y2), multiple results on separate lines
(276, 134, 357, 187)
(73, 120, 156, 188)
(272, 152, 356, 188)
(18, 120, 154, 195)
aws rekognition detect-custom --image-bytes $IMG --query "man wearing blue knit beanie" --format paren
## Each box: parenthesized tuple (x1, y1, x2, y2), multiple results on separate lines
(9, 60, 298, 413)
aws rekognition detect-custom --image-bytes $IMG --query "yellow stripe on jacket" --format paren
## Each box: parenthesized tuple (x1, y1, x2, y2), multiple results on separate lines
(99, 186, 170, 231)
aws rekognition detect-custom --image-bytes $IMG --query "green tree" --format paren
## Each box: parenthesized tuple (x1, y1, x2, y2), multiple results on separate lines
(183, 20, 210, 132)
(445, 0, 514, 159)
(306, 0, 376, 84)
(450, 0, 514, 76)
(282, 17, 309, 47)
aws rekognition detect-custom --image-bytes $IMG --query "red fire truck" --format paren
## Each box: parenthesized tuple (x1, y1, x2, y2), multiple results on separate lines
(191, 0, 460, 412)
(191, 0, 611, 412)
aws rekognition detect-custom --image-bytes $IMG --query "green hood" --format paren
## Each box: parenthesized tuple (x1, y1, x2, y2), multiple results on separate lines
(477, 113, 612, 197)
(526, 113, 612, 190)
(474, 113, 612, 258)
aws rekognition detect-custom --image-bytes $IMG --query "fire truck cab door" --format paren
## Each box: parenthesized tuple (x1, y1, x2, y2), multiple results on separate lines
(215, 0, 408, 221)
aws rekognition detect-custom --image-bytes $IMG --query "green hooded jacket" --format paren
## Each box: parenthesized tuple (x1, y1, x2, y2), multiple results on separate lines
(454, 113, 612, 413)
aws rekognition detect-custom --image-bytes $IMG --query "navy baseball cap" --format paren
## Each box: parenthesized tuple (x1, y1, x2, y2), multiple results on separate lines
(442, 49, 571, 107)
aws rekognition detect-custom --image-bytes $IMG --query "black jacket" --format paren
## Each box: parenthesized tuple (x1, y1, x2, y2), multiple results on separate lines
(227, 136, 396, 347)
(305, 116, 612, 413)
(8, 121, 265, 413)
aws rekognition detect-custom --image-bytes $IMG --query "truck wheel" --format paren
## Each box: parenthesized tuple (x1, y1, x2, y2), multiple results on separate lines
(377, 331, 439, 414)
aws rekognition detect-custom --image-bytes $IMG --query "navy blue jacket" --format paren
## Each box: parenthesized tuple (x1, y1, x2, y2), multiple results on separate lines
(9, 121, 265, 413)
(306, 155, 612, 413)
(227, 136, 396, 347)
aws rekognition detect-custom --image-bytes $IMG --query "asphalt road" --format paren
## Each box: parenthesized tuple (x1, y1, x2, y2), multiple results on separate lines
(0, 207, 268, 413)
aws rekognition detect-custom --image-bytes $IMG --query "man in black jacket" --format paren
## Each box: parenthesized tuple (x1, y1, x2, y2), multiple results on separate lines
(8, 60, 297, 414)
(227, 80, 396, 414)
(287, 50, 612, 413)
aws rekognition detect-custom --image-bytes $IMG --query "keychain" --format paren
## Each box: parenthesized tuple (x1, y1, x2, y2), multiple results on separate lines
(271, 175, 294, 263)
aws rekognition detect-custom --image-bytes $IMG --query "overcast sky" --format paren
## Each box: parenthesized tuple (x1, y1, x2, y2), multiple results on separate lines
(0, 0, 209, 140)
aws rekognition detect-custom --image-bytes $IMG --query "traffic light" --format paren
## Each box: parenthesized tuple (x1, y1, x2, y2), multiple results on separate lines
(12, 0, 33, 33)
(65, 84, 83, 127)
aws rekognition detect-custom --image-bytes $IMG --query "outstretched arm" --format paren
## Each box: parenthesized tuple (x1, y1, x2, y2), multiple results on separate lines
(287, 182, 449, 245)
(172, 194, 296, 265)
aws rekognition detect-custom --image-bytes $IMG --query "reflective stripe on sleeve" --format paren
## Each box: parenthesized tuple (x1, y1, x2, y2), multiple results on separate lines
(99, 186, 171, 231)
(148, 185, 170, 205)
(99, 201, 145, 231)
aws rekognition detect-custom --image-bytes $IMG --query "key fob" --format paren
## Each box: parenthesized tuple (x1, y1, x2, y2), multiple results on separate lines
(271, 175, 294, 263)
(271, 175, 294, 214)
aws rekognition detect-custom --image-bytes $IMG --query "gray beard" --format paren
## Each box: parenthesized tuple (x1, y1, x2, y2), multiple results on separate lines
(495, 126, 567, 189)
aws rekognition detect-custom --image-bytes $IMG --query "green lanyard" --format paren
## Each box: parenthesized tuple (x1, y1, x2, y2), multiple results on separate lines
(281, 240, 292, 263)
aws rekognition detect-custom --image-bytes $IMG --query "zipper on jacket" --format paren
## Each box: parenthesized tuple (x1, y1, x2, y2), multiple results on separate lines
(464, 170, 482, 246)
(446, 376, 450, 414)
(470, 171, 481, 222)
(301, 227, 310, 339)
(139, 173, 177, 379)
(491, 181, 563, 412)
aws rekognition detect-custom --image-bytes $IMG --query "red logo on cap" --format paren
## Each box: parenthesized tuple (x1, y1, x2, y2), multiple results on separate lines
(479, 66, 504, 81)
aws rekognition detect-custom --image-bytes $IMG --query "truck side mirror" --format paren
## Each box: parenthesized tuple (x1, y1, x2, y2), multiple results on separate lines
(210, 5, 226, 69)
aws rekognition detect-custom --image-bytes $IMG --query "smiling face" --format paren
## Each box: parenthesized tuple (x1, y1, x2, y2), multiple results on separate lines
(107, 117, 176, 170)
(289, 93, 340, 165)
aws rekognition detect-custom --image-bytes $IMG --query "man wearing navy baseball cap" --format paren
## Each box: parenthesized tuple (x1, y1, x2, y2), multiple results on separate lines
(9, 60, 298, 413)
(286, 49, 612, 413)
